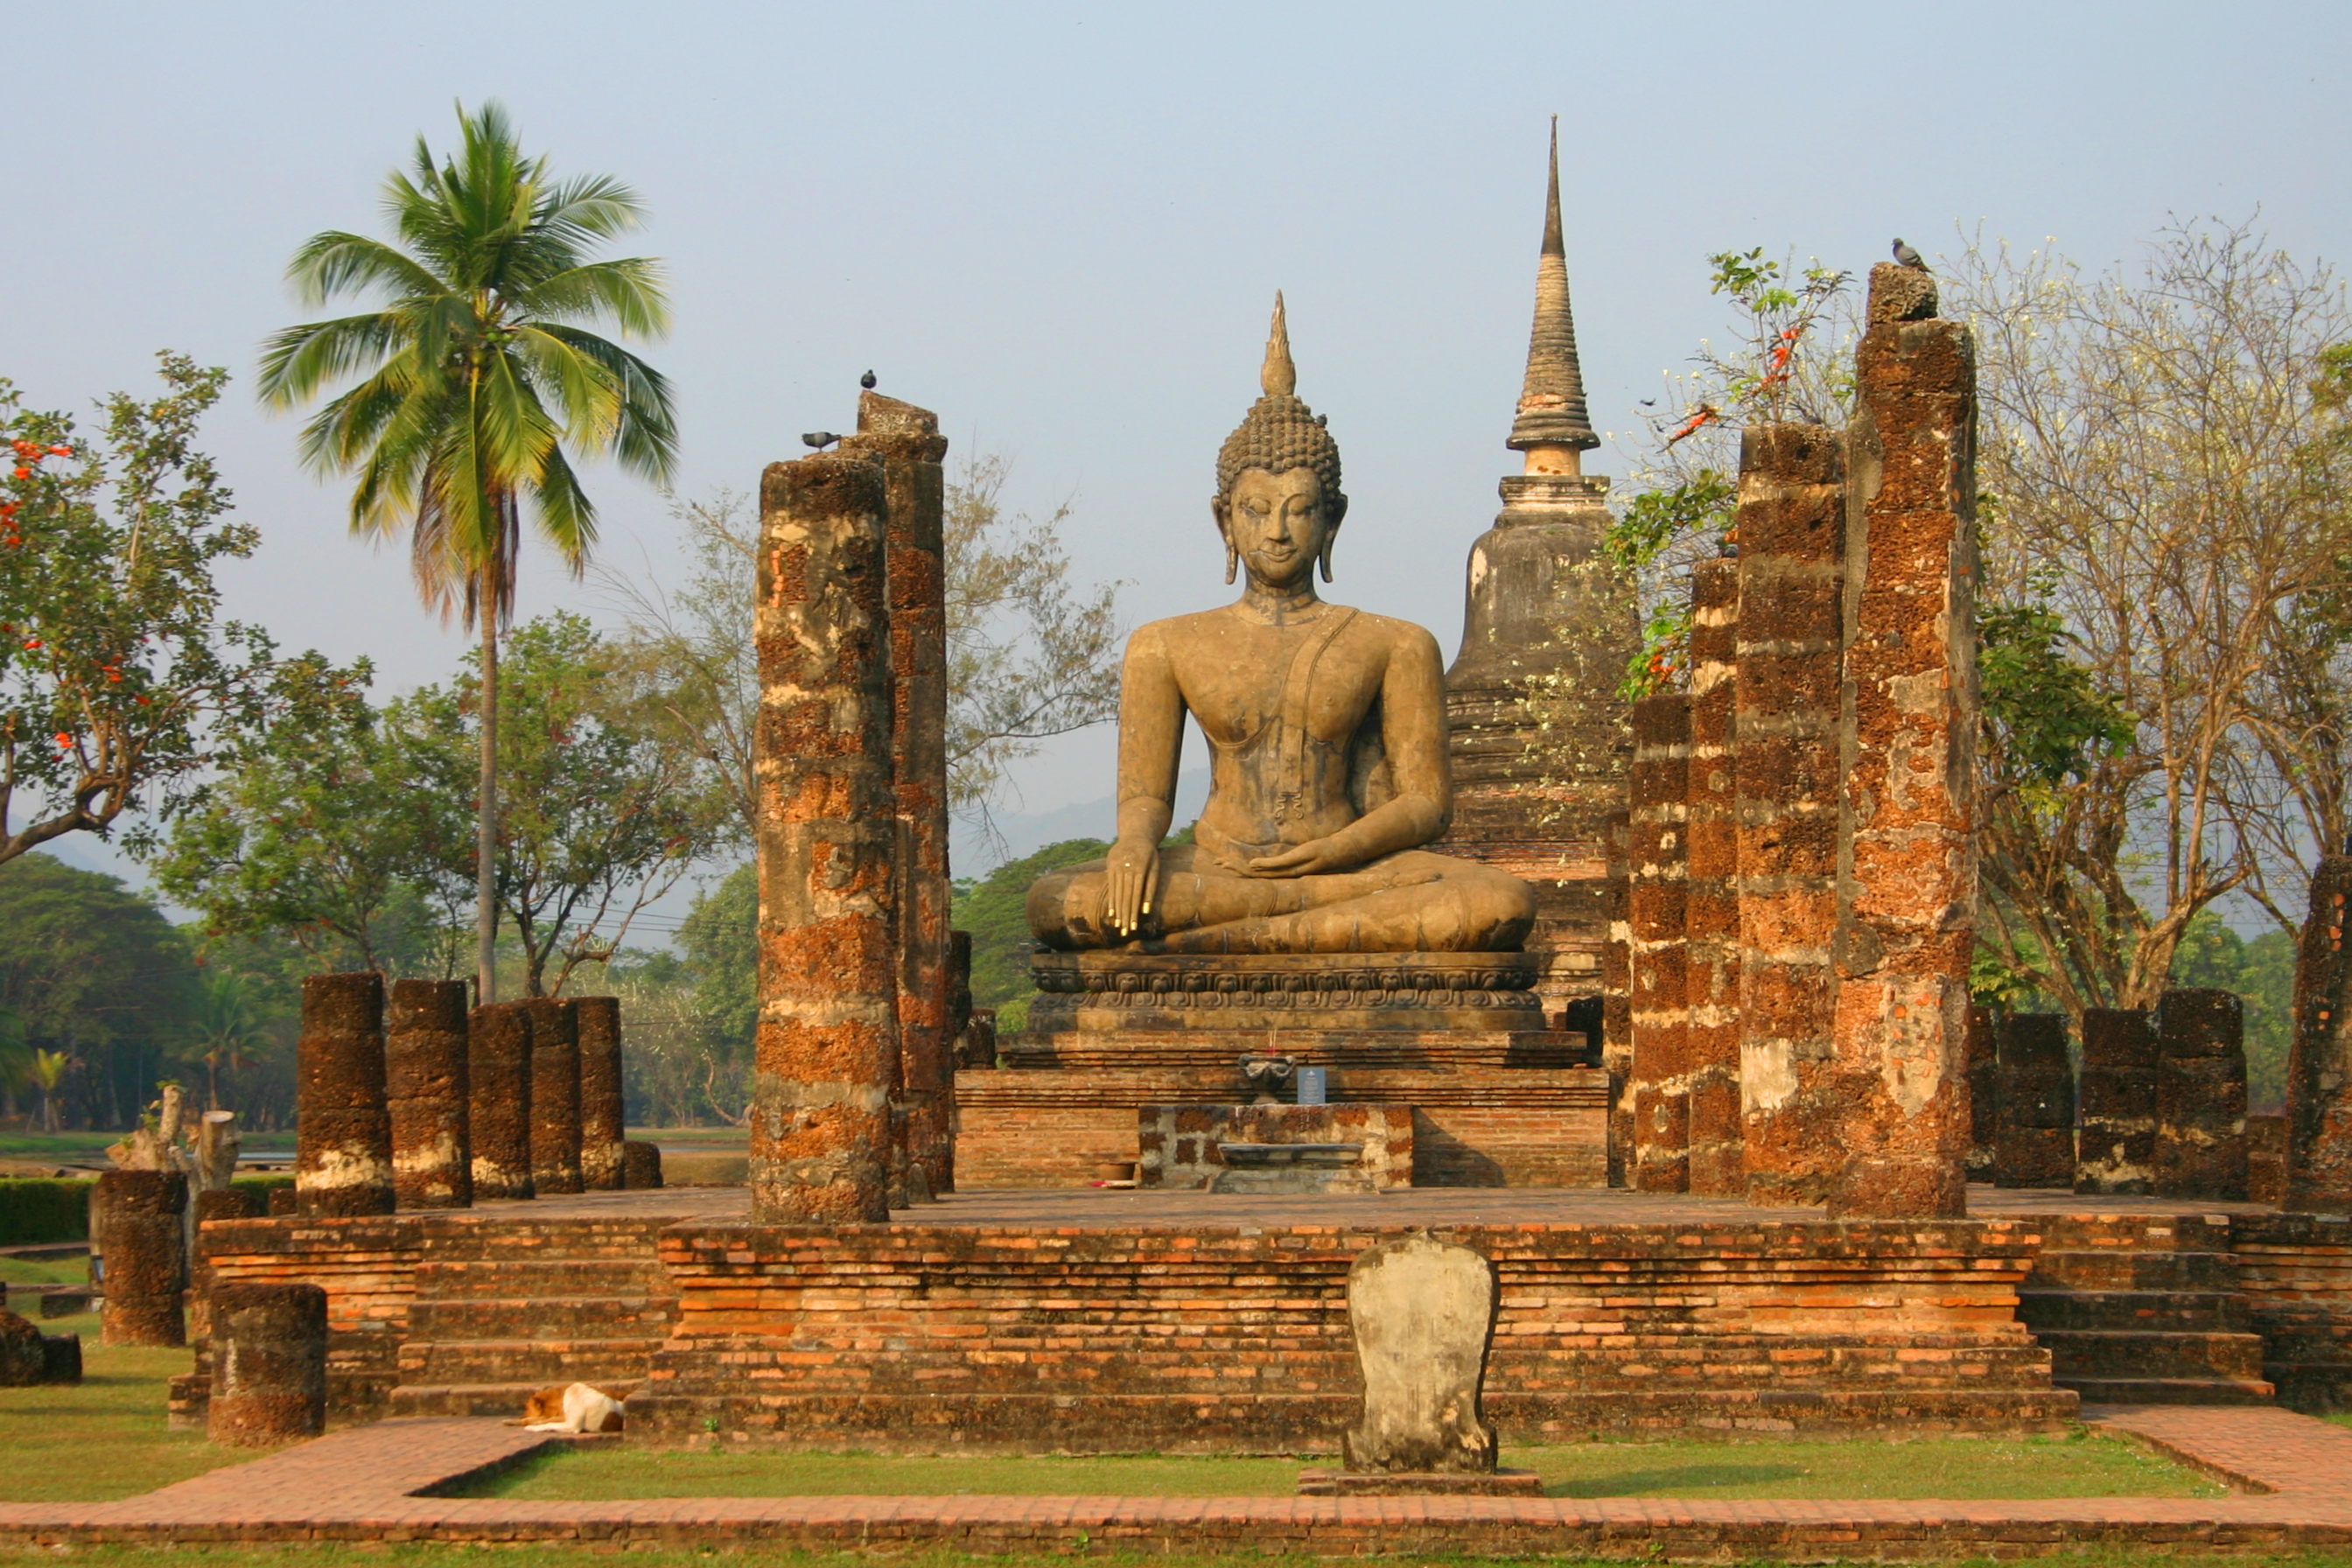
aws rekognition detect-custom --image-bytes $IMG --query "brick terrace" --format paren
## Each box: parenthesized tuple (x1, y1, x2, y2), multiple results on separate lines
(4, 1405, 2352, 1557)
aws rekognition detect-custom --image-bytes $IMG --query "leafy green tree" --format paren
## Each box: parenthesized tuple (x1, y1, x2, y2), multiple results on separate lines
(190, 970, 268, 1112)
(951, 837, 1111, 1030)
(398, 612, 732, 997)
(259, 100, 678, 1003)
(0, 356, 343, 867)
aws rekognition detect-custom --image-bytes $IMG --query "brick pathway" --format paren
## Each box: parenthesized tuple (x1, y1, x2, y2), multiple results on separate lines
(3, 1405, 2350, 1555)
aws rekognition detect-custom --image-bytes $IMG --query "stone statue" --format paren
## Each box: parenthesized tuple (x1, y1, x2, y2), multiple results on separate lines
(1028, 298, 1536, 955)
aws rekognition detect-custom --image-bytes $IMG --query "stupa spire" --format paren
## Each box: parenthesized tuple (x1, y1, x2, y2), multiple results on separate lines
(1507, 118, 1600, 468)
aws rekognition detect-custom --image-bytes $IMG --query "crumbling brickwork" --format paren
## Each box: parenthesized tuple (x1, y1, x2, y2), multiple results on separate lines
(386, 980, 470, 1211)
(206, 1284, 327, 1446)
(96, 1170, 185, 1347)
(2076, 1007, 2158, 1196)
(297, 973, 394, 1219)
(2155, 988, 2249, 1202)
(523, 998, 584, 1197)
(466, 1003, 533, 1201)
(1627, 693, 1690, 1192)
(1994, 1012, 2075, 1188)
(2288, 855, 2352, 1214)
(575, 996, 626, 1193)
(1682, 558, 1742, 1196)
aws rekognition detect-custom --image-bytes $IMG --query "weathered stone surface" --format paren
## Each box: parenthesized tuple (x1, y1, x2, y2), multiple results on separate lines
(1026, 949, 1544, 1032)
(2249, 1113, 2289, 1207)
(208, 1283, 328, 1446)
(0, 1311, 46, 1385)
(1825, 265, 1978, 1220)
(1965, 1004, 1998, 1180)
(2288, 855, 2352, 1214)
(2156, 988, 2249, 1201)
(844, 394, 955, 1203)
(2076, 1008, 2158, 1195)
(1734, 423, 1846, 1207)
(387, 978, 471, 1211)
(1138, 1103, 1412, 1191)
(523, 999, 584, 1196)
(1601, 807, 1632, 1186)
(1683, 559, 1742, 1196)
(752, 450, 899, 1224)
(296, 972, 393, 1218)
(620, 1140, 664, 1190)
(1340, 1234, 1499, 1474)
(1994, 1012, 2075, 1187)
(1627, 693, 1690, 1192)
(40, 1328, 80, 1385)
(575, 997, 626, 1193)
(467, 1002, 534, 1201)
(96, 1169, 186, 1347)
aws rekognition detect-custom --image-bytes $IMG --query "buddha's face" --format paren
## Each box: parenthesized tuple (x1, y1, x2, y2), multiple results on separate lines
(1215, 467, 1331, 591)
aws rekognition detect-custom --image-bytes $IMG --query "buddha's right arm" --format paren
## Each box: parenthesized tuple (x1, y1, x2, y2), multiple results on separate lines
(1106, 625, 1183, 932)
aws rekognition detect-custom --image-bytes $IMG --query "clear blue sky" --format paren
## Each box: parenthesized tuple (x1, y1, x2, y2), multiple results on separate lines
(9, 0, 2351, 853)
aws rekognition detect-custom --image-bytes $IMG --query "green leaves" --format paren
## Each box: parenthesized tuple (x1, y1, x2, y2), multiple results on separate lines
(1978, 602, 2136, 790)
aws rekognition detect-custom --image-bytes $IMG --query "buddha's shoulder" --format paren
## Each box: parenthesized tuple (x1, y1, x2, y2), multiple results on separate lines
(1131, 604, 1438, 648)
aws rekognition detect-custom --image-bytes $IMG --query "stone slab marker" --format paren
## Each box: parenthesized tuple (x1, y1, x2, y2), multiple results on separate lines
(524, 998, 584, 1196)
(1964, 1004, 1998, 1181)
(385, 978, 470, 1210)
(295, 972, 394, 1218)
(752, 450, 900, 1224)
(1733, 424, 1846, 1206)
(2153, 987, 2249, 1202)
(620, 1139, 664, 1189)
(95, 1170, 185, 1347)
(1341, 1234, 1500, 1474)
(844, 392, 954, 1201)
(1682, 557, 1742, 1196)
(1826, 263, 1977, 1219)
(206, 1283, 327, 1446)
(467, 1001, 533, 1200)
(2287, 855, 2352, 1214)
(576, 996, 626, 1193)
(2076, 1007, 2158, 1195)
(1600, 806, 1633, 1186)
(1627, 693, 1690, 1192)
(1993, 1012, 2075, 1187)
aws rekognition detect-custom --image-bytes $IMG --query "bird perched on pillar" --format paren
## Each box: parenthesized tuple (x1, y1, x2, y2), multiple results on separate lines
(860, 369, 877, 390)
(1892, 238, 1928, 271)
(802, 431, 840, 451)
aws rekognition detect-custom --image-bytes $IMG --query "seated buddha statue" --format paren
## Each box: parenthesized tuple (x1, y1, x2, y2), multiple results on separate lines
(1028, 298, 1536, 956)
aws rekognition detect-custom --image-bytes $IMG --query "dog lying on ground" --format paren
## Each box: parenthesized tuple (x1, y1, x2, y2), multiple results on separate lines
(515, 1382, 626, 1433)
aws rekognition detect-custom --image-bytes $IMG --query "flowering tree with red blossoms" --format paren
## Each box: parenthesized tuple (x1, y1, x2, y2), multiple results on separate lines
(0, 353, 350, 867)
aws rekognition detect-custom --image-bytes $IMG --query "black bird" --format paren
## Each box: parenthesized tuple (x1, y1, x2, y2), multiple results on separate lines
(860, 369, 877, 390)
(1892, 237, 1928, 271)
(802, 431, 841, 451)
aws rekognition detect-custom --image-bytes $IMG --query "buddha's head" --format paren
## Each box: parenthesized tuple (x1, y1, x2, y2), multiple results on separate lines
(1213, 294, 1347, 587)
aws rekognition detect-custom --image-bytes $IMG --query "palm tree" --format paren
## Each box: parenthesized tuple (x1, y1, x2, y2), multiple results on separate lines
(191, 972, 265, 1111)
(259, 102, 677, 1003)
(27, 1050, 68, 1134)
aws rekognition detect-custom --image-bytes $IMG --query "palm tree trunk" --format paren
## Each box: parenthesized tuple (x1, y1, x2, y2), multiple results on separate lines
(478, 585, 500, 1005)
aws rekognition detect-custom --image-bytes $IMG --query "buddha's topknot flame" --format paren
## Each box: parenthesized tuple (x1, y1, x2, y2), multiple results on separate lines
(1215, 293, 1345, 515)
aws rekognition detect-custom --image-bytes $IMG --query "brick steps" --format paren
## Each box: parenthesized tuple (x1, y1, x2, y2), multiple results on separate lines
(2016, 1287, 2247, 1333)
(2033, 1327, 2268, 1381)
(2018, 1217, 2276, 1407)
(2064, 1376, 2278, 1405)
(389, 1380, 646, 1418)
(408, 1295, 676, 1339)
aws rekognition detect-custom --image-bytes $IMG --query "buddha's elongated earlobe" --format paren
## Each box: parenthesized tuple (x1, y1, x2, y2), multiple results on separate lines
(1319, 537, 1334, 582)
(1225, 540, 1240, 584)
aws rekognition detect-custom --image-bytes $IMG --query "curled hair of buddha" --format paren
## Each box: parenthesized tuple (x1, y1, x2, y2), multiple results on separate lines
(1215, 293, 1347, 524)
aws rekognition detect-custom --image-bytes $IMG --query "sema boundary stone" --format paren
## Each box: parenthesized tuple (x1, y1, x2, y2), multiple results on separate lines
(575, 996, 626, 1193)
(620, 1140, 664, 1189)
(386, 978, 471, 1210)
(467, 1002, 534, 1200)
(296, 972, 393, 1218)
(1340, 1234, 1501, 1474)
(2288, 855, 2352, 1214)
(207, 1282, 327, 1446)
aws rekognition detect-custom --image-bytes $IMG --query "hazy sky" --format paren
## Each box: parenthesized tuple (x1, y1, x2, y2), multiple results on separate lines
(10, 0, 2352, 884)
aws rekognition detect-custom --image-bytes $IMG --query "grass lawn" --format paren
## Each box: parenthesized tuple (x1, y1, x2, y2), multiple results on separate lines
(0, 1131, 296, 1165)
(459, 1429, 2217, 1503)
(0, 1254, 88, 1287)
(0, 1310, 269, 1502)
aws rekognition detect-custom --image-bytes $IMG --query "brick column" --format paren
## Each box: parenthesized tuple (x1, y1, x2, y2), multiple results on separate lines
(295, 972, 393, 1218)
(1628, 692, 1690, 1192)
(94, 1170, 185, 1347)
(1824, 262, 1977, 1220)
(2287, 855, 2352, 1214)
(523, 998, 584, 1196)
(752, 450, 900, 1224)
(1683, 559, 1742, 1196)
(206, 1283, 326, 1446)
(2154, 988, 2249, 1201)
(1600, 807, 1633, 1186)
(1964, 1004, 1998, 1181)
(1734, 423, 1846, 1206)
(466, 1001, 533, 1200)
(1993, 1012, 2074, 1187)
(2076, 1007, 2158, 1195)
(845, 393, 953, 1201)
(576, 996, 626, 1192)
(385, 979, 470, 1210)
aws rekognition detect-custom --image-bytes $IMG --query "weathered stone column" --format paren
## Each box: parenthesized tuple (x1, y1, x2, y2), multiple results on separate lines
(1600, 806, 1633, 1186)
(2076, 1007, 2158, 1195)
(751, 450, 900, 1224)
(1683, 558, 1743, 1196)
(1965, 1004, 1998, 1181)
(2287, 855, 2352, 1214)
(620, 1140, 664, 1189)
(576, 996, 626, 1192)
(206, 1283, 327, 1446)
(1993, 1012, 2074, 1187)
(1627, 692, 1690, 1192)
(1824, 262, 1977, 1220)
(524, 998, 584, 1196)
(844, 392, 953, 1201)
(295, 972, 393, 1218)
(2154, 988, 2249, 1201)
(95, 1170, 185, 1347)
(466, 1001, 533, 1200)
(1734, 423, 1846, 1207)
(386, 979, 470, 1210)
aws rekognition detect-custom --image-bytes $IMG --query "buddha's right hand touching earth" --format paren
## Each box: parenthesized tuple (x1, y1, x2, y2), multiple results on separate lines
(1103, 837, 1160, 939)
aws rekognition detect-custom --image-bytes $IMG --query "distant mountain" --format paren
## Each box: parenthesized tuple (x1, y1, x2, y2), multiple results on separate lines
(952, 769, 1209, 878)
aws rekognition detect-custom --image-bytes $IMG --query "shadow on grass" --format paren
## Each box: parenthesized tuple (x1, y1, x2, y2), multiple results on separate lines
(1549, 1461, 1807, 1498)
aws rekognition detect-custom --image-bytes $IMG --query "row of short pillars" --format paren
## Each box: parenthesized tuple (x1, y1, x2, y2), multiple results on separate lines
(297, 973, 655, 1216)
(1967, 990, 2250, 1200)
